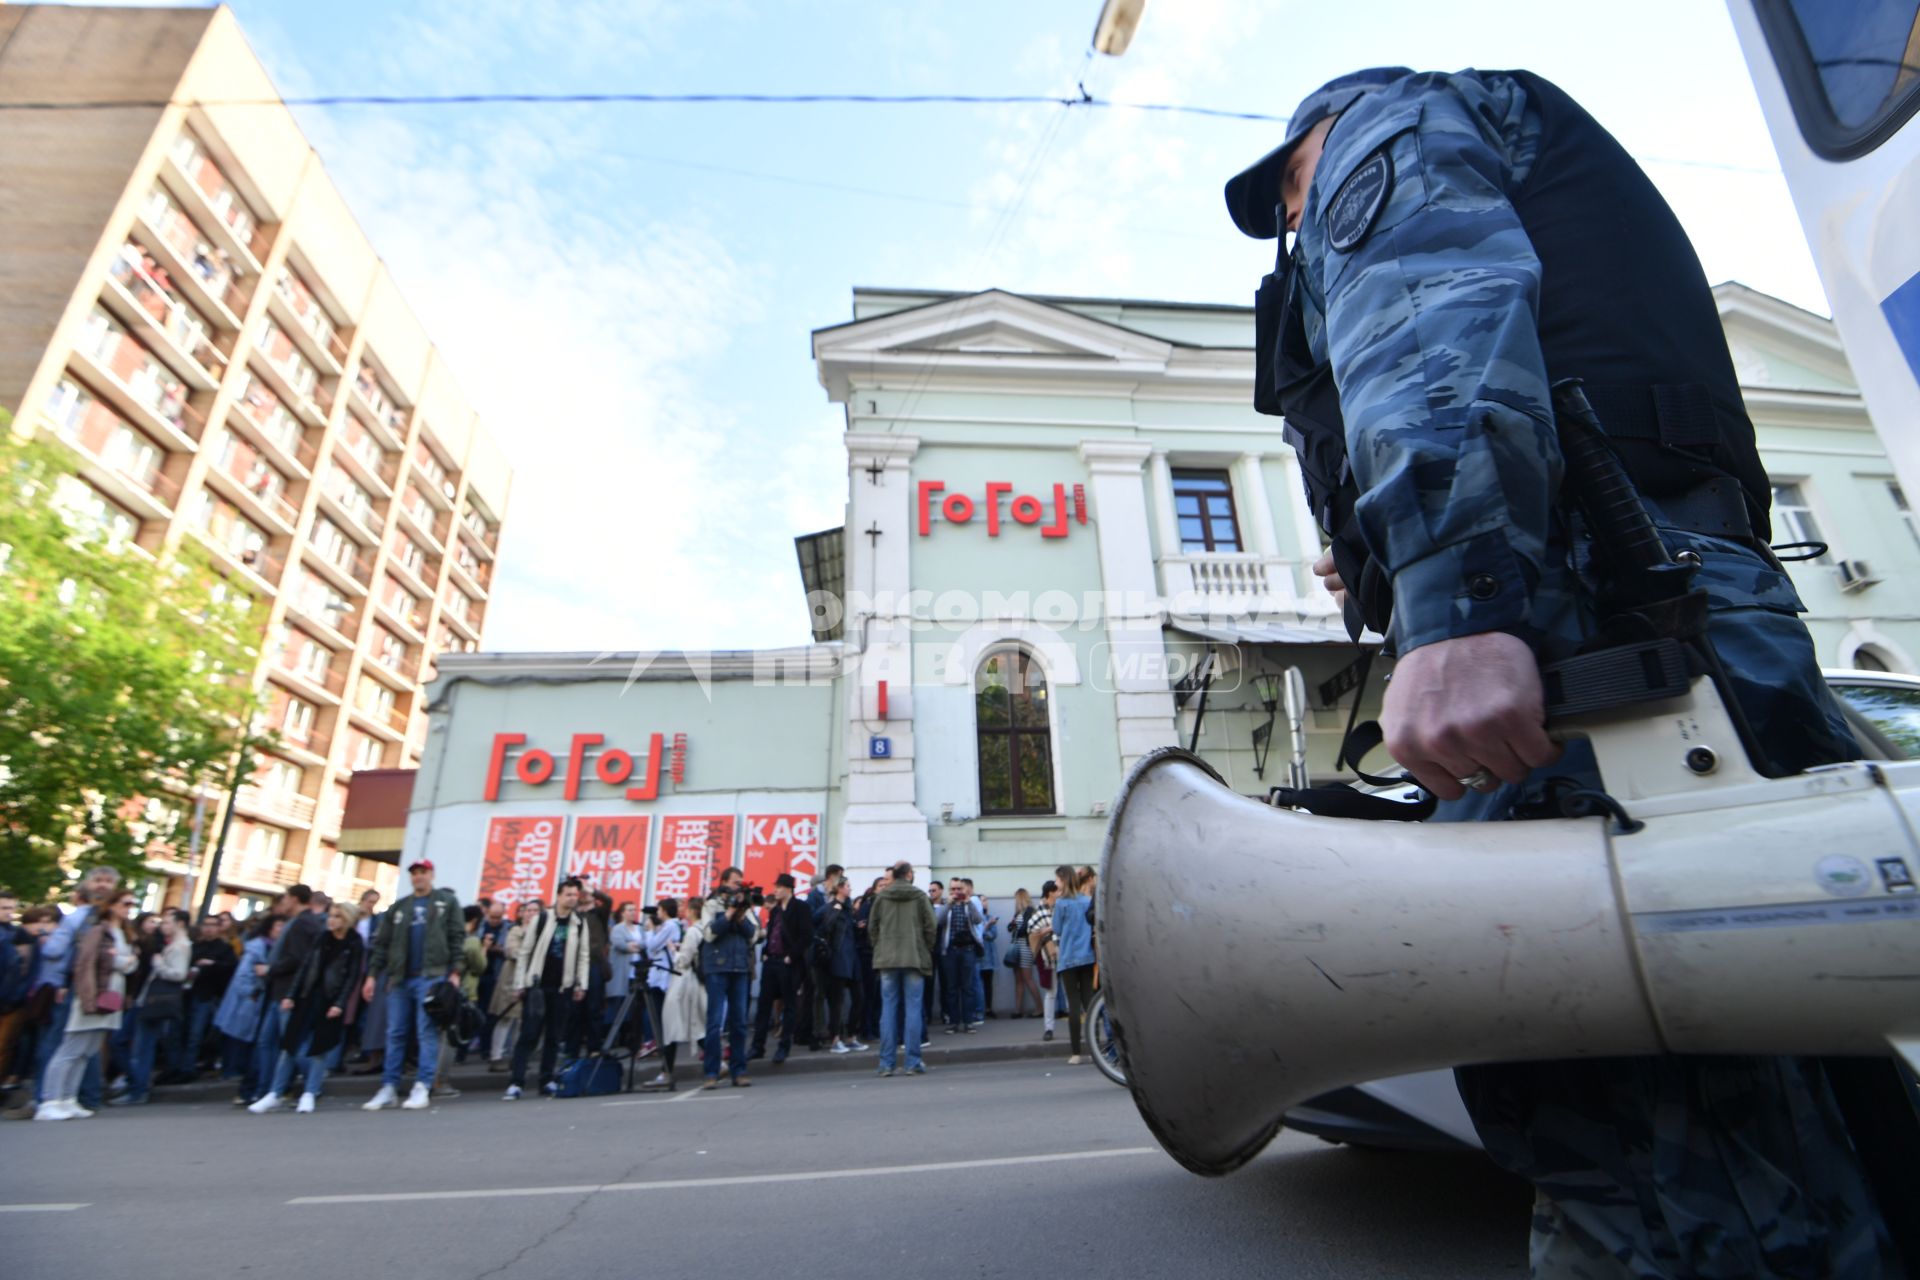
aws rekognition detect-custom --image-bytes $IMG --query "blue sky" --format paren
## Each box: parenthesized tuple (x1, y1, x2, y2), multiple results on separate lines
(177, 0, 1825, 654)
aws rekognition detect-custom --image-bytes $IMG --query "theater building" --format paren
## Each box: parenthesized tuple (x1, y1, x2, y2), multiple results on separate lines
(395, 283, 1920, 907)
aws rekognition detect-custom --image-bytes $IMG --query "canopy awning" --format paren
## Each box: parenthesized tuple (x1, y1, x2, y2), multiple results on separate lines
(1168, 619, 1370, 648)
(339, 768, 415, 865)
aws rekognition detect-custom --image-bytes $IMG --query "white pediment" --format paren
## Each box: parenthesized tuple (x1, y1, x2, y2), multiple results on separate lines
(1714, 282, 1857, 392)
(812, 289, 1176, 399)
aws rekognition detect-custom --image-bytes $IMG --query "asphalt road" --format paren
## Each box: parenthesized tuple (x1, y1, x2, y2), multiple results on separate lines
(1, 1058, 1529, 1278)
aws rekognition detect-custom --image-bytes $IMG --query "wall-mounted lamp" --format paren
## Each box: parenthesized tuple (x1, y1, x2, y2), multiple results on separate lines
(1250, 672, 1281, 779)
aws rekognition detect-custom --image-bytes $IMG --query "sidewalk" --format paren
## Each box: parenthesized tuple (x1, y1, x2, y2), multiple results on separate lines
(71, 1008, 1074, 1108)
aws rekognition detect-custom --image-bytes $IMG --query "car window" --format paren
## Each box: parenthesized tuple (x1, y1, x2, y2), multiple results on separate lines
(1756, 0, 1920, 158)
(1829, 681, 1920, 759)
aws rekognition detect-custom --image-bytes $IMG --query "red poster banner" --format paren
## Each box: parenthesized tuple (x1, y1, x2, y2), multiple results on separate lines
(655, 815, 734, 900)
(477, 815, 564, 912)
(740, 814, 821, 895)
(565, 815, 652, 899)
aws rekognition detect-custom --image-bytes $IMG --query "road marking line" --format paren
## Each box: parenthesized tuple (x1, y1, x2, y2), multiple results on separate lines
(287, 1147, 1157, 1205)
(600, 1089, 744, 1107)
(0, 1203, 90, 1213)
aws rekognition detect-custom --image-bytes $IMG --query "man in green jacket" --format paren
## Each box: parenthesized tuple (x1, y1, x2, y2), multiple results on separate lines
(359, 859, 465, 1111)
(868, 862, 936, 1077)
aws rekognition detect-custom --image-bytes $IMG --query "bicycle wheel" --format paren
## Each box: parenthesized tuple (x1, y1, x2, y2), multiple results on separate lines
(1086, 992, 1127, 1086)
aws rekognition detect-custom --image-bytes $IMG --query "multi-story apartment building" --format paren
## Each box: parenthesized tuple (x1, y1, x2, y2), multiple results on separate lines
(0, 5, 511, 912)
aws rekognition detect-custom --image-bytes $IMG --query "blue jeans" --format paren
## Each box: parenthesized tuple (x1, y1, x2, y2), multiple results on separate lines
(127, 1014, 180, 1101)
(269, 1029, 341, 1098)
(942, 949, 981, 1027)
(183, 999, 218, 1073)
(383, 976, 442, 1088)
(249, 1001, 286, 1101)
(701, 970, 750, 1081)
(34, 996, 102, 1107)
(878, 969, 926, 1072)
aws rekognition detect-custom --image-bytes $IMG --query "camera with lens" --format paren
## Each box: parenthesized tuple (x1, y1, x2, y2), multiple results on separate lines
(723, 884, 766, 911)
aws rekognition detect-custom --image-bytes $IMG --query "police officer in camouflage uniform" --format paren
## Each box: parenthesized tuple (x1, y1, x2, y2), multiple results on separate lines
(1226, 68, 1911, 1277)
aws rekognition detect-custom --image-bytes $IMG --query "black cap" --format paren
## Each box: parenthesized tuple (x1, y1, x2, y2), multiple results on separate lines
(1224, 67, 1413, 239)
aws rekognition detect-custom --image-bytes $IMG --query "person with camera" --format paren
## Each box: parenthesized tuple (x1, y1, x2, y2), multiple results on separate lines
(869, 862, 936, 1077)
(639, 897, 699, 1091)
(699, 868, 761, 1089)
(638, 899, 681, 1058)
(936, 879, 986, 1034)
(820, 879, 865, 1054)
(503, 878, 592, 1100)
(750, 874, 813, 1066)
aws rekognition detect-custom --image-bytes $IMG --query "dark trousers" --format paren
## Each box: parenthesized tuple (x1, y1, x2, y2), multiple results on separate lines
(569, 962, 607, 1057)
(823, 974, 856, 1040)
(702, 970, 750, 1081)
(509, 988, 571, 1089)
(941, 947, 982, 1025)
(751, 958, 801, 1055)
(860, 961, 880, 1039)
(1059, 965, 1096, 1055)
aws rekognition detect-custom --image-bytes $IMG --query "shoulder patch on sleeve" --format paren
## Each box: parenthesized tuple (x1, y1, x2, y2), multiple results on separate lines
(1325, 147, 1393, 253)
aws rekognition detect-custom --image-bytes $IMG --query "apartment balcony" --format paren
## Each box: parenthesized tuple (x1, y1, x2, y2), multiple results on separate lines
(348, 370, 409, 449)
(316, 481, 384, 545)
(271, 719, 332, 769)
(442, 603, 482, 644)
(350, 702, 408, 744)
(267, 269, 349, 376)
(232, 784, 318, 830)
(283, 596, 358, 651)
(189, 528, 285, 595)
(69, 327, 205, 452)
(362, 646, 419, 691)
(410, 457, 457, 510)
(264, 655, 346, 706)
(383, 548, 437, 601)
(44, 402, 181, 522)
(161, 138, 273, 273)
(457, 511, 499, 561)
(301, 541, 373, 597)
(202, 455, 299, 536)
(394, 498, 447, 553)
(101, 250, 230, 389)
(314, 806, 344, 844)
(220, 854, 305, 894)
(227, 388, 318, 480)
(131, 188, 250, 328)
(376, 594, 428, 643)
(332, 435, 396, 498)
(447, 553, 490, 601)
(248, 338, 330, 429)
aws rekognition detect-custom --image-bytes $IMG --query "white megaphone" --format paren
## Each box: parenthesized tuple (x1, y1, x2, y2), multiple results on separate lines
(1098, 669, 1920, 1177)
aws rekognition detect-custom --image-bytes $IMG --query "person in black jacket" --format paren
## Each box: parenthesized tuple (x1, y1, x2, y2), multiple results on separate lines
(749, 874, 813, 1066)
(249, 885, 324, 1101)
(182, 916, 237, 1077)
(248, 902, 364, 1114)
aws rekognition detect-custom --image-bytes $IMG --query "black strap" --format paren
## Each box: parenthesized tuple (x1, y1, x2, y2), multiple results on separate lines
(1582, 382, 1719, 448)
(1332, 648, 1376, 773)
(1268, 783, 1436, 822)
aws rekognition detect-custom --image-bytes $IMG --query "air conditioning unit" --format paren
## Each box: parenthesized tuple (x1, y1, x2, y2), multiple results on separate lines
(1835, 558, 1881, 593)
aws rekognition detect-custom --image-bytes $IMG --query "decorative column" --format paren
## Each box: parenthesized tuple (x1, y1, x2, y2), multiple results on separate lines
(1081, 440, 1179, 771)
(839, 433, 930, 881)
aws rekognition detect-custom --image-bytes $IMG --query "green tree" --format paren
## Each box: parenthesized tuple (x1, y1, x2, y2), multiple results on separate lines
(0, 427, 269, 899)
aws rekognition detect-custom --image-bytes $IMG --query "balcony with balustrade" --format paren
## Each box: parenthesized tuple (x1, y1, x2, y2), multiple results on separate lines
(203, 431, 300, 534)
(227, 373, 318, 478)
(316, 468, 384, 545)
(101, 243, 231, 388)
(349, 364, 409, 449)
(163, 129, 273, 272)
(457, 505, 500, 561)
(250, 321, 331, 427)
(301, 526, 374, 597)
(232, 783, 318, 831)
(334, 418, 398, 496)
(395, 488, 448, 552)
(268, 265, 349, 376)
(132, 184, 251, 327)
(69, 307, 206, 451)
(43, 384, 181, 521)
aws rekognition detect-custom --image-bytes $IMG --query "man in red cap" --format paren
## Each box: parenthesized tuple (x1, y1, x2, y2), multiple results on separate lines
(360, 859, 465, 1110)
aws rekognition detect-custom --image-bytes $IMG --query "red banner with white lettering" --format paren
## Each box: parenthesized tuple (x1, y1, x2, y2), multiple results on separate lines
(564, 815, 652, 901)
(477, 815, 564, 912)
(739, 814, 821, 895)
(655, 815, 734, 901)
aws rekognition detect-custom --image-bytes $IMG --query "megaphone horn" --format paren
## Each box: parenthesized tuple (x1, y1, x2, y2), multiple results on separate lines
(1097, 725, 1920, 1177)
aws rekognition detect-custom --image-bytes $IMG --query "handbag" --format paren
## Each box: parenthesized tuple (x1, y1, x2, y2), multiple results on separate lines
(138, 976, 185, 1023)
(94, 989, 125, 1013)
(1002, 948, 1019, 970)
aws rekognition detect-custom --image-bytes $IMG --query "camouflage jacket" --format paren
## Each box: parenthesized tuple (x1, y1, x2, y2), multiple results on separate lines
(1292, 70, 1803, 657)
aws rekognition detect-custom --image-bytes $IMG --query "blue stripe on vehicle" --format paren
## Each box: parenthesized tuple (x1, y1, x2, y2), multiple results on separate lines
(1881, 268, 1920, 383)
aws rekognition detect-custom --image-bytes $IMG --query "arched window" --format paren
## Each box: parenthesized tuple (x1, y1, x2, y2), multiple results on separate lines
(976, 648, 1055, 815)
(1853, 645, 1893, 672)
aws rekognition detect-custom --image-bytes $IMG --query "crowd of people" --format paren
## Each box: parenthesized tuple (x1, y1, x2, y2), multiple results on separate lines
(0, 857, 1105, 1118)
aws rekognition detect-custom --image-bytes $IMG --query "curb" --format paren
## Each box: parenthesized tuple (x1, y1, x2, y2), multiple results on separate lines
(63, 1031, 1074, 1108)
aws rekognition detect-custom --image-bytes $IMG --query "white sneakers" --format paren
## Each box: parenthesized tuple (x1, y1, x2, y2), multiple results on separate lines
(296, 1093, 317, 1114)
(830, 1040, 851, 1055)
(247, 1092, 286, 1114)
(502, 1084, 522, 1101)
(1066, 1055, 1086, 1066)
(33, 1098, 91, 1121)
(363, 1081, 436, 1110)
